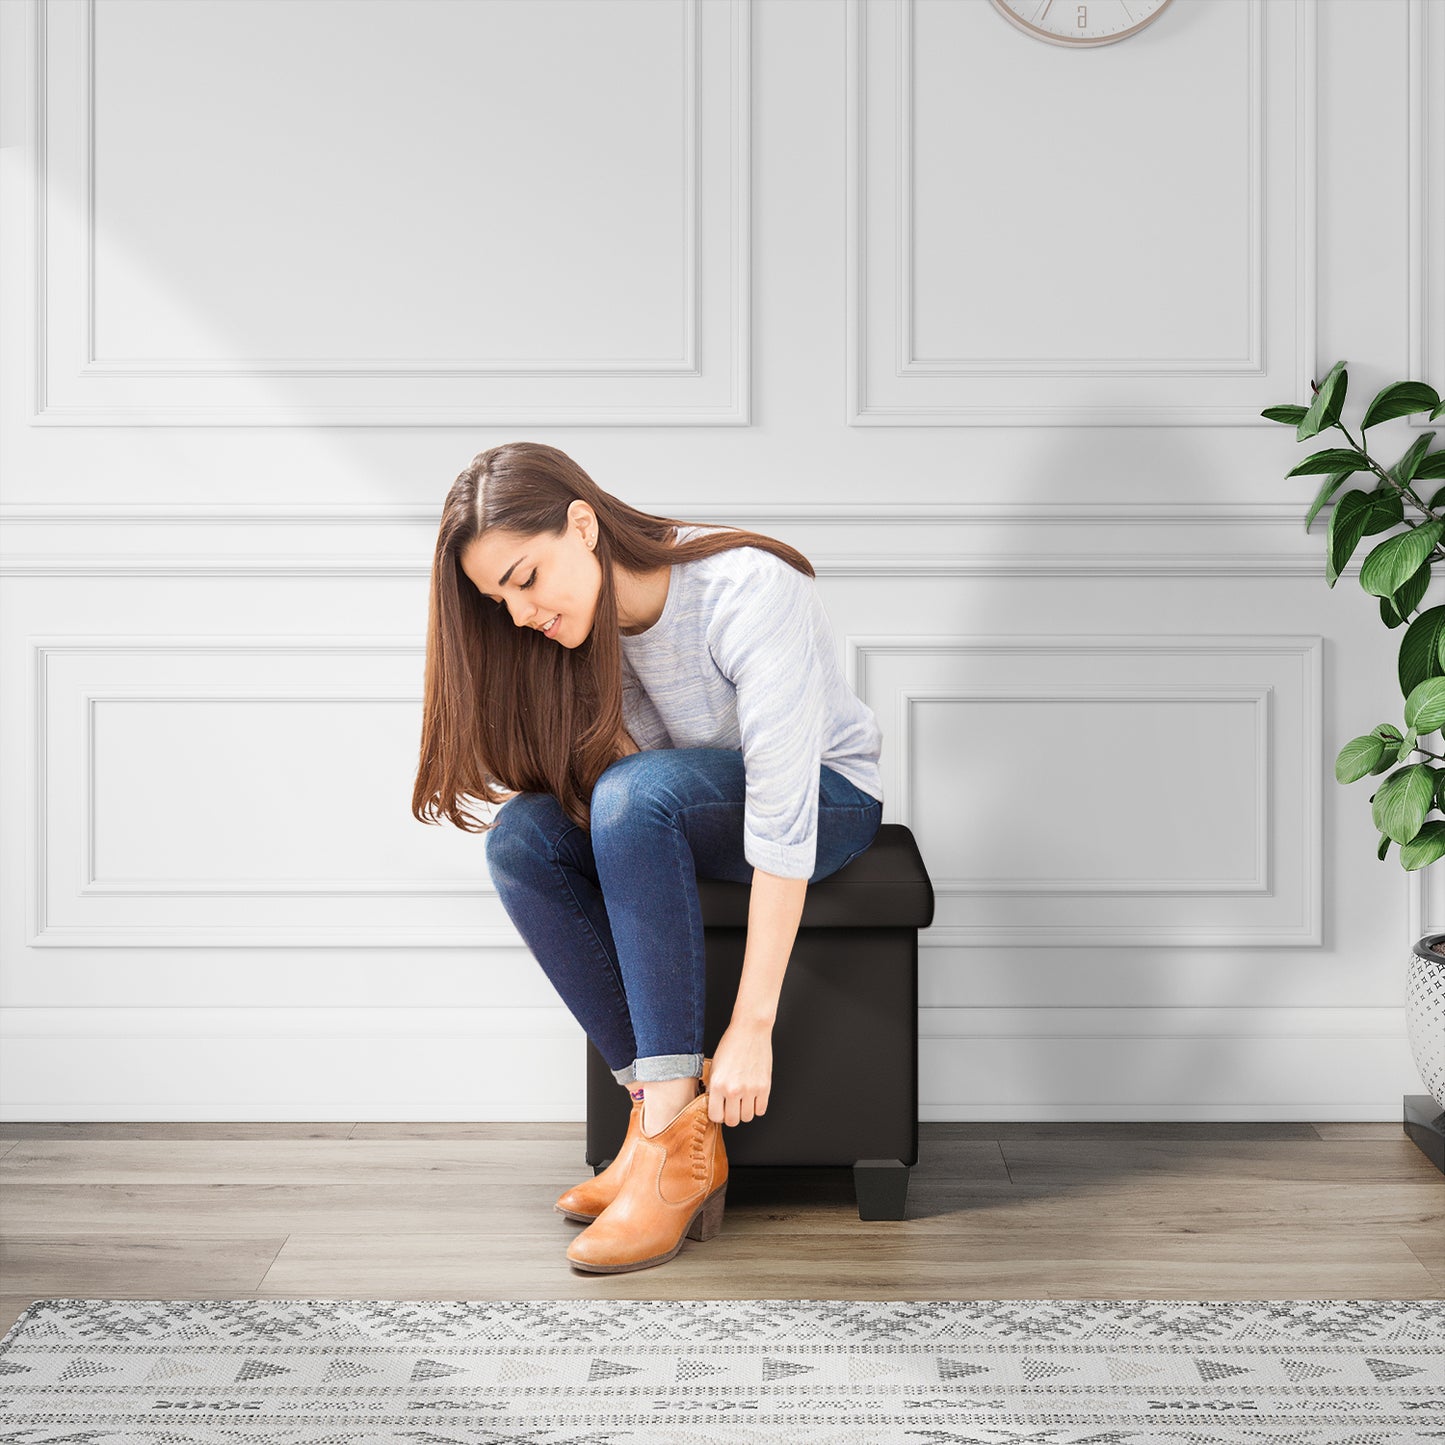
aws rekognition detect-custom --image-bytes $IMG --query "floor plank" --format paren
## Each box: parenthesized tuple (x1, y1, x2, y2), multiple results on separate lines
(0, 1237, 285, 1298)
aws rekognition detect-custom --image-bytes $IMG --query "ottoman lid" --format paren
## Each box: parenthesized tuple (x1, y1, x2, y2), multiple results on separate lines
(696, 823, 934, 929)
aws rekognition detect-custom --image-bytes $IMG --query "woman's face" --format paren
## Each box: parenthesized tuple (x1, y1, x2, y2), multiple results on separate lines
(459, 505, 601, 648)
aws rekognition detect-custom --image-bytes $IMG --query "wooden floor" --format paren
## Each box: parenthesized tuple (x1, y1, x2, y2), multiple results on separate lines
(2, 1121, 1441, 1339)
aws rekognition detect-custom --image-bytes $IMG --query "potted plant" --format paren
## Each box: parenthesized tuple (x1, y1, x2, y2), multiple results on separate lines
(1263, 360, 1445, 1142)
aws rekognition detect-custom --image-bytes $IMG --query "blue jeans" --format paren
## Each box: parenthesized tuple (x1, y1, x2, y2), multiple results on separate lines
(484, 747, 884, 1086)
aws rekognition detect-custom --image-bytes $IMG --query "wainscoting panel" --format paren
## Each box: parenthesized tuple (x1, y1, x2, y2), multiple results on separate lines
(852, 634, 1322, 946)
(0, 0, 1432, 1118)
(847, 0, 1315, 424)
(21, 0, 750, 425)
(25, 637, 518, 948)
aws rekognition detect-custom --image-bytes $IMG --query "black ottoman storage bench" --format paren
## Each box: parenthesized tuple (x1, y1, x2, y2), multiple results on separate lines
(585, 823, 935, 1220)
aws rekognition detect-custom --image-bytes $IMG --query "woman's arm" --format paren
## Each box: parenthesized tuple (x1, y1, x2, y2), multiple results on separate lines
(730, 867, 808, 1026)
(706, 867, 807, 1126)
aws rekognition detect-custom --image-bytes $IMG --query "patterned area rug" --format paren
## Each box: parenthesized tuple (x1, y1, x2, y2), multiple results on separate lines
(0, 1297, 1441, 1443)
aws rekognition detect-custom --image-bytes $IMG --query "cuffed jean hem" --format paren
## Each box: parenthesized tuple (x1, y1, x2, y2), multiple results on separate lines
(629, 1052, 704, 1083)
(611, 1063, 637, 1086)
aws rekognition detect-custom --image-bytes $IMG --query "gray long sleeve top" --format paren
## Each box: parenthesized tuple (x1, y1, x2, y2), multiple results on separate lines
(619, 525, 884, 879)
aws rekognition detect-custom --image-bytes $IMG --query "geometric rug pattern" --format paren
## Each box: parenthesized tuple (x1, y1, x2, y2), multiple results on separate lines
(0, 1296, 1441, 1443)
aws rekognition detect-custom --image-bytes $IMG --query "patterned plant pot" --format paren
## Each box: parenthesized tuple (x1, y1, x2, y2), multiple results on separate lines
(1407, 933, 1445, 1113)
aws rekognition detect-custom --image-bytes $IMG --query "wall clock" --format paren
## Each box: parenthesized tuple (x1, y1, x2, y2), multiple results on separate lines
(989, 0, 1176, 48)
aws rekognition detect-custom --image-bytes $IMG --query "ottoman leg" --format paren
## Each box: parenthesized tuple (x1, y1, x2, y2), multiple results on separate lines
(853, 1158, 910, 1220)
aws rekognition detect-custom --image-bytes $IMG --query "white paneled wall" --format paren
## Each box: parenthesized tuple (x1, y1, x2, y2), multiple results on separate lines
(0, 0, 1437, 1119)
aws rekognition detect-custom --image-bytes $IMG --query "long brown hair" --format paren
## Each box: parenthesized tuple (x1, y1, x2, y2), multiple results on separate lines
(412, 442, 816, 835)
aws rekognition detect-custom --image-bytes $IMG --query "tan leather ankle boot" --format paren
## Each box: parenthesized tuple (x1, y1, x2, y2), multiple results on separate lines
(554, 1058, 713, 1223)
(565, 1072, 727, 1274)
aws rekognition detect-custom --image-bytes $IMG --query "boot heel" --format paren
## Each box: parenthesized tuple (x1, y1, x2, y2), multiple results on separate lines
(686, 1183, 727, 1242)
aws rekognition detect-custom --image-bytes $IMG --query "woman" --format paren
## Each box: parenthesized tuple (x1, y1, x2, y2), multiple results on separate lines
(412, 442, 885, 1274)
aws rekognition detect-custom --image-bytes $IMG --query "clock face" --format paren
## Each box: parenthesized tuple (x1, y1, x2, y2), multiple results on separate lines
(990, 0, 1176, 48)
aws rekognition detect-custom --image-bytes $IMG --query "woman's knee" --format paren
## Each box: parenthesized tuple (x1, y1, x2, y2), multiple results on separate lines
(484, 792, 557, 873)
(590, 755, 675, 836)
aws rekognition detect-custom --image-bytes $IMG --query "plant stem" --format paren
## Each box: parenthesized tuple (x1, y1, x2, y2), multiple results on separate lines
(1335, 418, 1435, 518)
(1330, 418, 1445, 580)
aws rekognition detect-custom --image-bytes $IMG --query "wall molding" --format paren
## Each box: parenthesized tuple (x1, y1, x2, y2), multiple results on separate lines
(847, 0, 1318, 423)
(76, 688, 498, 899)
(1409, 0, 1444, 415)
(893, 683, 1272, 893)
(0, 500, 1356, 525)
(848, 633, 1323, 946)
(28, 640, 512, 948)
(74, 0, 705, 378)
(898, 0, 1267, 376)
(0, 555, 1373, 579)
(24, 0, 751, 424)
(0, 500, 1368, 577)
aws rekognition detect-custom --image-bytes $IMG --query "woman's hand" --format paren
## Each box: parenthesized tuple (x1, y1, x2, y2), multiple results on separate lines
(706, 1019, 773, 1126)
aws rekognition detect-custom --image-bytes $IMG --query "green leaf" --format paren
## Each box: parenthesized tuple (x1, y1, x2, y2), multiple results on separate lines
(1415, 452, 1445, 481)
(1373, 729, 1404, 773)
(1404, 674, 1445, 733)
(1327, 490, 1373, 585)
(1305, 469, 1364, 532)
(1400, 606, 1445, 696)
(1327, 489, 1407, 586)
(1372, 763, 1436, 843)
(1262, 404, 1309, 424)
(1370, 724, 1405, 773)
(1399, 818, 1445, 870)
(1379, 832, 1392, 860)
(1298, 360, 1347, 441)
(1287, 447, 1370, 477)
(1393, 432, 1438, 487)
(1361, 381, 1441, 430)
(1359, 519, 1445, 598)
(1382, 560, 1432, 626)
(1363, 484, 1405, 532)
(1337, 734, 1387, 782)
